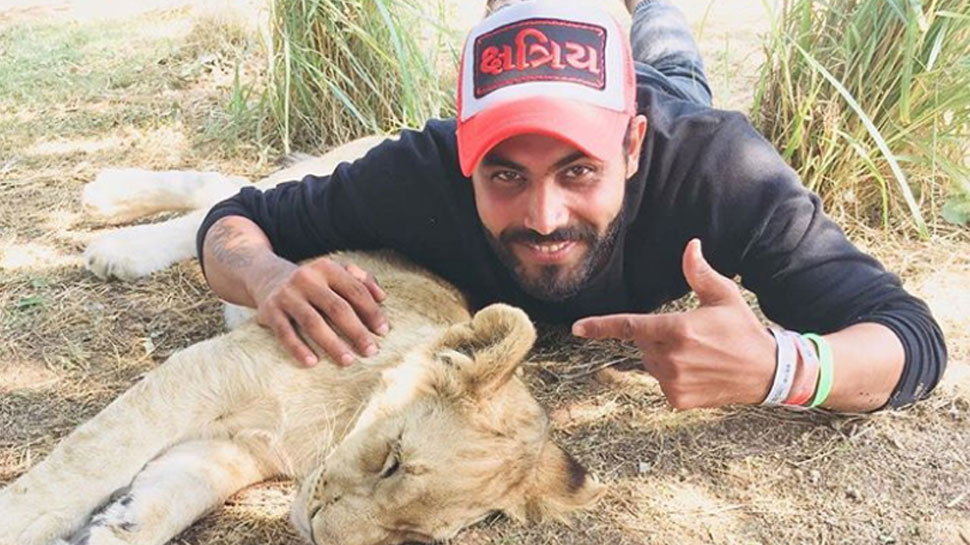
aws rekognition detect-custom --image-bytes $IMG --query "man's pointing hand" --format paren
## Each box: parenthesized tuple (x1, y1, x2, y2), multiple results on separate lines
(572, 239, 777, 409)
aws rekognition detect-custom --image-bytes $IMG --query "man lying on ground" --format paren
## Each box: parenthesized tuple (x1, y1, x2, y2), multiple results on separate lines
(197, 0, 946, 413)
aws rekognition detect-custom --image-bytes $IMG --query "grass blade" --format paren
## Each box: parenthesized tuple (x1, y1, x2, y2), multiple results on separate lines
(789, 37, 929, 237)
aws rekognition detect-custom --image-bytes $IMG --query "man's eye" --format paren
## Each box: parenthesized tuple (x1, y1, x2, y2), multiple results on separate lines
(565, 165, 593, 178)
(493, 170, 523, 183)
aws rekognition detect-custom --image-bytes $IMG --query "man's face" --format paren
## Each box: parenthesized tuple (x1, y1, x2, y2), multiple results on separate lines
(470, 117, 646, 301)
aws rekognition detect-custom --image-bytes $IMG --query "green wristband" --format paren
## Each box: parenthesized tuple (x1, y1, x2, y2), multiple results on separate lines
(803, 333, 833, 408)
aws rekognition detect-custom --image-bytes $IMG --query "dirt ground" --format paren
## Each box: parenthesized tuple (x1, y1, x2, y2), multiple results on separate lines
(1, 0, 969, 544)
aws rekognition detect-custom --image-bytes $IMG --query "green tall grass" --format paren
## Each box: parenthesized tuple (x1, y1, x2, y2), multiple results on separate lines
(754, 0, 970, 234)
(265, 0, 457, 153)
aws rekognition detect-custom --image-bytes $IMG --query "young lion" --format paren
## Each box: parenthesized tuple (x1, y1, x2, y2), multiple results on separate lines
(0, 251, 605, 545)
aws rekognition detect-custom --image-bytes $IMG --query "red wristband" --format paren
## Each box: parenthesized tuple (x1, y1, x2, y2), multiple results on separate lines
(785, 332, 820, 406)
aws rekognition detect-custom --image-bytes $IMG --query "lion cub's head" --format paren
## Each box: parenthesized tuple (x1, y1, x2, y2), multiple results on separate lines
(291, 303, 604, 545)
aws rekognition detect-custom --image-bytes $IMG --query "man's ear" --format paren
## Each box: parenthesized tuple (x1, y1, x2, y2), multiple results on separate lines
(431, 303, 537, 398)
(624, 114, 648, 178)
(505, 441, 606, 523)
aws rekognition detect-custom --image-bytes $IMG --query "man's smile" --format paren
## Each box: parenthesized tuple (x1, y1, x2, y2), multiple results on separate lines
(515, 239, 581, 264)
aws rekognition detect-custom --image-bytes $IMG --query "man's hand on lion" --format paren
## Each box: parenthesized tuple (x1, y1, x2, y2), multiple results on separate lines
(252, 256, 389, 367)
(573, 239, 777, 409)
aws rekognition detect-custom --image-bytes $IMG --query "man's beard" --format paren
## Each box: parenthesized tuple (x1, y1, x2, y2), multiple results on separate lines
(485, 214, 623, 302)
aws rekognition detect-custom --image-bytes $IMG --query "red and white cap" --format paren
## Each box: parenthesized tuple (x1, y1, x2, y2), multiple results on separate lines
(456, 1, 636, 177)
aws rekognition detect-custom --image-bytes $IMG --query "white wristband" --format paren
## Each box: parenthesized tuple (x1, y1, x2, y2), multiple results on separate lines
(763, 327, 797, 405)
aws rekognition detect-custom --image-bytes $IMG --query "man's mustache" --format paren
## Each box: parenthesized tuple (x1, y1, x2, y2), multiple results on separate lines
(499, 225, 598, 246)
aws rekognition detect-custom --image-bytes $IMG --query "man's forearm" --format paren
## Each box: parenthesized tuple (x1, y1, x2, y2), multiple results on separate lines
(201, 216, 295, 307)
(821, 322, 905, 412)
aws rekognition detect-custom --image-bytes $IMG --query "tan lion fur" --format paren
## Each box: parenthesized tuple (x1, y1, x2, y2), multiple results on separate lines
(0, 252, 604, 545)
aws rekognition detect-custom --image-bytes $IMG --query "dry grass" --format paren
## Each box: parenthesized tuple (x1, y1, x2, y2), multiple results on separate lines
(1, 1, 969, 544)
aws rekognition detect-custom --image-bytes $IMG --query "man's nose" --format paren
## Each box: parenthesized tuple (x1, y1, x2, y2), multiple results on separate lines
(523, 182, 568, 235)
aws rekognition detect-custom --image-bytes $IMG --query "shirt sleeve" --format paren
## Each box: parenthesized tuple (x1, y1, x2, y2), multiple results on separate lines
(195, 119, 469, 273)
(700, 114, 947, 409)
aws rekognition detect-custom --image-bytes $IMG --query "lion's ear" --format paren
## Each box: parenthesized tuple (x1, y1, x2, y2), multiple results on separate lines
(431, 303, 536, 398)
(506, 441, 606, 523)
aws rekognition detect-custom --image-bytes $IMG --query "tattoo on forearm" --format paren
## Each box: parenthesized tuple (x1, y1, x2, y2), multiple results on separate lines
(208, 221, 257, 269)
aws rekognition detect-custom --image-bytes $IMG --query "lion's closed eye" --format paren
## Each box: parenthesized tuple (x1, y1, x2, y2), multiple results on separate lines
(379, 447, 401, 479)
(361, 429, 403, 476)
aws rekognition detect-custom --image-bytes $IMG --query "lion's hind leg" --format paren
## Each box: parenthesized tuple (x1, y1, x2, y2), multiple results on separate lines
(66, 439, 269, 545)
(84, 209, 205, 281)
(81, 169, 248, 225)
(81, 167, 250, 280)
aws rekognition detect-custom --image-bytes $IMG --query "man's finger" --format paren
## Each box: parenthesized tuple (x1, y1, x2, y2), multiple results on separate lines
(572, 313, 671, 342)
(287, 300, 357, 366)
(330, 267, 390, 336)
(346, 263, 387, 303)
(264, 310, 318, 367)
(331, 266, 389, 337)
(682, 238, 740, 306)
(302, 285, 378, 358)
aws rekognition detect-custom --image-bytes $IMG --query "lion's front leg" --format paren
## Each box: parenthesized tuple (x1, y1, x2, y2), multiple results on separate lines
(65, 439, 270, 545)
(0, 337, 273, 545)
(0, 385, 190, 545)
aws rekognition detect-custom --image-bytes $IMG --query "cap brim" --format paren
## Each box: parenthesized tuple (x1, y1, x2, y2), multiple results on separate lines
(456, 96, 629, 177)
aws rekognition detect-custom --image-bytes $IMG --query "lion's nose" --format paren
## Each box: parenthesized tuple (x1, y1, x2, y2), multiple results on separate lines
(323, 491, 343, 506)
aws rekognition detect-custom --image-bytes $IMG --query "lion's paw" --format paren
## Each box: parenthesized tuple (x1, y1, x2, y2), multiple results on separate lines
(84, 227, 191, 281)
(0, 499, 74, 545)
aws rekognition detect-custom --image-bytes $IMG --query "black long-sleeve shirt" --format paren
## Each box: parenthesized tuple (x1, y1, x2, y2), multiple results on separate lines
(197, 85, 946, 409)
